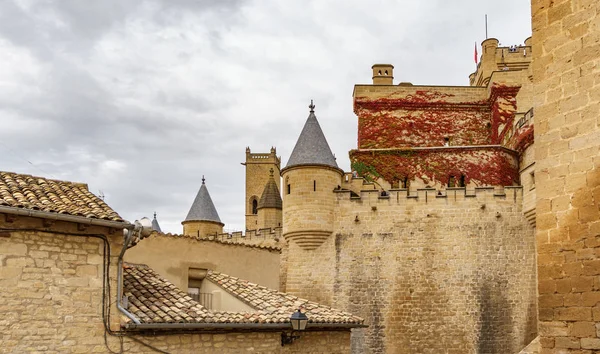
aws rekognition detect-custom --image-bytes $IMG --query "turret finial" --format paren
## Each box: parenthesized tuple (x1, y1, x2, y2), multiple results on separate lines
(202, 175, 205, 184)
(153, 211, 157, 219)
(309, 99, 315, 113)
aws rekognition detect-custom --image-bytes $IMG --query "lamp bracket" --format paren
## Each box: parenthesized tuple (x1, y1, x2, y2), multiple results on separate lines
(281, 331, 301, 347)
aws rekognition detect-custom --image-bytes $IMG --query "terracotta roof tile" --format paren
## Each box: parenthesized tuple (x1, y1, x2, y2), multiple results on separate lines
(0, 171, 123, 221)
(123, 263, 363, 326)
(130, 231, 282, 252)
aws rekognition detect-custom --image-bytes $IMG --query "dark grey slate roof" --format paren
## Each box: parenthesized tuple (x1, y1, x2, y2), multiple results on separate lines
(257, 170, 282, 210)
(151, 212, 162, 233)
(285, 101, 338, 169)
(184, 177, 222, 224)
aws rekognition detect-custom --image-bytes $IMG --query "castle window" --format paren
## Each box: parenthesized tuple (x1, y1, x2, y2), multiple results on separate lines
(287, 184, 291, 194)
(448, 176, 456, 188)
(530, 171, 535, 190)
(459, 175, 466, 187)
(251, 198, 258, 214)
(313, 180, 316, 191)
(384, 70, 388, 75)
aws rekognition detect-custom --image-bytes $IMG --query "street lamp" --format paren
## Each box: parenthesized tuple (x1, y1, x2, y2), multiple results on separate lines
(281, 309, 309, 346)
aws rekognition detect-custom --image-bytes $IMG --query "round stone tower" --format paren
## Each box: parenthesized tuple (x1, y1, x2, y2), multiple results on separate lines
(181, 176, 224, 237)
(280, 101, 343, 250)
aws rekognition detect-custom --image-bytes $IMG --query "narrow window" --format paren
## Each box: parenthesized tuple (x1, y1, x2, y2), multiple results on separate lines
(313, 180, 316, 191)
(459, 175, 466, 188)
(251, 199, 258, 214)
(287, 184, 291, 194)
(401, 177, 409, 189)
(530, 171, 535, 189)
(448, 176, 456, 188)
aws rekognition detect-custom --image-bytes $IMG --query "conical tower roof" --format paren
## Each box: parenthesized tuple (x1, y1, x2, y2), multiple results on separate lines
(258, 169, 282, 210)
(284, 100, 339, 170)
(151, 212, 162, 233)
(184, 176, 222, 224)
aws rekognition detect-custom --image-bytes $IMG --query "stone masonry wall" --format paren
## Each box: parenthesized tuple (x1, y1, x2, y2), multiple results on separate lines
(0, 215, 123, 353)
(283, 187, 537, 354)
(532, 0, 600, 352)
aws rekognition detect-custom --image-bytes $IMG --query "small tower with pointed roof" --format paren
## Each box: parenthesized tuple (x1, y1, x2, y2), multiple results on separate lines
(256, 168, 283, 230)
(280, 100, 343, 250)
(151, 212, 162, 233)
(181, 176, 224, 237)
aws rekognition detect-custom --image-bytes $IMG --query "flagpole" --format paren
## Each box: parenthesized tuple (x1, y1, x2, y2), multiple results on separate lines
(485, 14, 488, 39)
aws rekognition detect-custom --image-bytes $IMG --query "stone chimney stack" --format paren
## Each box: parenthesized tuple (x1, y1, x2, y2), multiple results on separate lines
(372, 64, 394, 85)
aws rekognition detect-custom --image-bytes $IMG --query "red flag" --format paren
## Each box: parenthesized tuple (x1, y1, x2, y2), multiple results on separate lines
(474, 42, 478, 64)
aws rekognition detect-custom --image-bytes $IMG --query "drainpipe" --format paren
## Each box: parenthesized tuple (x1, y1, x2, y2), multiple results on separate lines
(116, 218, 153, 325)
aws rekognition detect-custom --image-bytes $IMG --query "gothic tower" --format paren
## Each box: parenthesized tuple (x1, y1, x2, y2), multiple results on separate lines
(242, 147, 280, 230)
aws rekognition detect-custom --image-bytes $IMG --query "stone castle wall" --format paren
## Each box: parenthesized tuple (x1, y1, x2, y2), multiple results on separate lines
(532, 0, 600, 352)
(245, 149, 281, 230)
(283, 187, 537, 353)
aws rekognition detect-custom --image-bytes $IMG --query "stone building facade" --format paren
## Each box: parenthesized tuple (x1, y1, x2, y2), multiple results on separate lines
(532, 0, 600, 352)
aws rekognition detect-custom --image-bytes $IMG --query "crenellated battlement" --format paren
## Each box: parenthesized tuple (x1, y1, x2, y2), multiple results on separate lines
(335, 185, 523, 206)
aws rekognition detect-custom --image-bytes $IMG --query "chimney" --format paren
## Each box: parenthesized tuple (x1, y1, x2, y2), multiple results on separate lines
(372, 64, 394, 85)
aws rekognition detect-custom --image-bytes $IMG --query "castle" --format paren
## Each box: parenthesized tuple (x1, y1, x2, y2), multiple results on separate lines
(164, 36, 538, 353)
(1, 1, 599, 353)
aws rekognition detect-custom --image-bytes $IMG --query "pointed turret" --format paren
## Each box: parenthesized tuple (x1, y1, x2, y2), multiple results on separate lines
(284, 100, 339, 171)
(257, 169, 283, 229)
(182, 176, 224, 237)
(151, 212, 162, 233)
(281, 101, 343, 251)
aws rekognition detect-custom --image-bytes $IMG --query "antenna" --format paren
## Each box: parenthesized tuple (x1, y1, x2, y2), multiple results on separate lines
(98, 190, 105, 201)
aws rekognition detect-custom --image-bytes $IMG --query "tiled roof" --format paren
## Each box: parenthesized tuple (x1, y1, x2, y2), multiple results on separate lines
(284, 101, 339, 170)
(123, 263, 363, 326)
(184, 177, 222, 224)
(0, 171, 123, 222)
(257, 173, 282, 210)
(129, 231, 282, 251)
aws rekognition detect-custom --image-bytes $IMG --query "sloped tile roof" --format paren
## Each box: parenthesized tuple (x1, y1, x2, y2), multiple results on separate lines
(0, 171, 123, 221)
(123, 263, 363, 326)
(184, 178, 222, 224)
(284, 102, 339, 170)
(129, 231, 282, 252)
(257, 173, 282, 210)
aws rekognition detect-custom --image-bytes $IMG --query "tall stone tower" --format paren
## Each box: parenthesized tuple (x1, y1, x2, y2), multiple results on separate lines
(242, 147, 280, 230)
(281, 100, 342, 258)
(256, 168, 282, 230)
(181, 176, 224, 236)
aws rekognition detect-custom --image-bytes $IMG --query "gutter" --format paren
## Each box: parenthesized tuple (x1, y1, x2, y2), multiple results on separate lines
(0, 205, 131, 229)
(124, 322, 367, 330)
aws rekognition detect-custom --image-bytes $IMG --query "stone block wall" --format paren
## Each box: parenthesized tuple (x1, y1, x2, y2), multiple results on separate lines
(283, 187, 537, 353)
(532, 0, 600, 352)
(0, 215, 122, 353)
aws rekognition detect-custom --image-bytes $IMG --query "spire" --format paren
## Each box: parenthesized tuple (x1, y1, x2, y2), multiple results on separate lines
(184, 177, 222, 224)
(152, 212, 163, 233)
(258, 168, 282, 210)
(284, 100, 339, 170)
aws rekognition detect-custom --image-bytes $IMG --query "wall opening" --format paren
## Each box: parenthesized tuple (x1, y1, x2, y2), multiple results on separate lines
(313, 180, 316, 191)
(287, 184, 291, 194)
(251, 198, 258, 214)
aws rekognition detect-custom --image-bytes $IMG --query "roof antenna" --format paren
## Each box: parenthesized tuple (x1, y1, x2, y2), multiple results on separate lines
(309, 99, 315, 113)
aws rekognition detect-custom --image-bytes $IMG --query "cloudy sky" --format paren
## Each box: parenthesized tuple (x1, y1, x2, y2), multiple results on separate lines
(0, 0, 532, 233)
